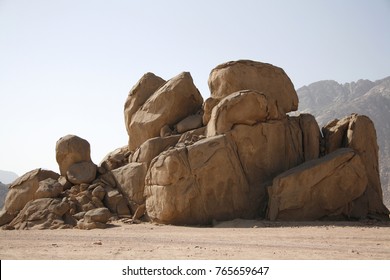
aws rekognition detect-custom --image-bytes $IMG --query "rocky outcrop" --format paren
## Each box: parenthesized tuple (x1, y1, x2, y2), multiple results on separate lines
(56, 135, 92, 176)
(208, 60, 299, 115)
(0, 169, 59, 226)
(126, 72, 203, 151)
(268, 148, 368, 221)
(145, 135, 251, 224)
(1, 59, 388, 229)
(5, 198, 71, 230)
(322, 114, 389, 218)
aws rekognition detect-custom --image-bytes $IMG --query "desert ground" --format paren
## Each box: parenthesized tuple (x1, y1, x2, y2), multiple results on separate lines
(1, 219, 389, 260)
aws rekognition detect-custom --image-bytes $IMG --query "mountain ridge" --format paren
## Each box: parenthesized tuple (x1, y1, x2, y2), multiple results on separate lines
(296, 76, 390, 207)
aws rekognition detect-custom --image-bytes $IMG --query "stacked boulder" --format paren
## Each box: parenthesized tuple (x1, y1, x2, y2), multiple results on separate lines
(1, 59, 388, 229)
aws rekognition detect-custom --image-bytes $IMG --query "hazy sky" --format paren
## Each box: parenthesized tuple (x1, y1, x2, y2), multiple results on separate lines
(1, 0, 389, 176)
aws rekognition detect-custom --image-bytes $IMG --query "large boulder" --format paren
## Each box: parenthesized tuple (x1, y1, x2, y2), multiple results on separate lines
(128, 72, 203, 151)
(322, 114, 389, 218)
(0, 168, 60, 226)
(66, 161, 97, 185)
(99, 145, 130, 172)
(5, 198, 70, 230)
(124, 72, 166, 138)
(145, 135, 251, 225)
(111, 162, 148, 213)
(131, 135, 181, 168)
(206, 90, 283, 137)
(55, 135, 92, 176)
(208, 60, 299, 114)
(268, 148, 368, 221)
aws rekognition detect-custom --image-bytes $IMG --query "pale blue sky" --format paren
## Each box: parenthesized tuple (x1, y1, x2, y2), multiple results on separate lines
(1, 0, 389, 176)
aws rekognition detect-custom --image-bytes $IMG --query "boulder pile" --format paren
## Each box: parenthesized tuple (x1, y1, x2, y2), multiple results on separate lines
(1, 60, 389, 229)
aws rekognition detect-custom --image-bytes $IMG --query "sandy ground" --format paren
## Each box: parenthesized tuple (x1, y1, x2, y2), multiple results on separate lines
(1, 219, 389, 260)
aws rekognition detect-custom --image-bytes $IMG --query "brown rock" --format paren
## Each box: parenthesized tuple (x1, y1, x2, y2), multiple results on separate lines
(103, 186, 131, 216)
(145, 135, 250, 225)
(34, 178, 63, 199)
(202, 97, 220, 126)
(268, 148, 368, 221)
(131, 135, 180, 168)
(6, 198, 71, 230)
(175, 114, 203, 134)
(206, 90, 282, 137)
(322, 114, 389, 218)
(208, 60, 298, 114)
(83, 207, 111, 223)
(0, 169, 59, 225)
(99, 145, 130, 172)
(91, 185, 106, 201)
(55, 134, 92, 176)
(111, 162, 148, 213)
(66, 161, 97, 185)
(124, 72, 166, 139)
(128, 72, 203, 151)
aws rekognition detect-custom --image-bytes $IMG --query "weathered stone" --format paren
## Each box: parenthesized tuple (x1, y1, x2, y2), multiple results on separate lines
(208, 60, 298, 114)
(91, 185, 106, 201)
(175, 114, 203, 134)
(6, 198, 71, 230)
(55, 135, 92, 176)
(99, 145, 129, 172)
(131, 136, 180, 168)
(128, 72, 203, 151)
(83, 207, 111, 223)
(0, 169, 59, 225)
(145, 135, 251, 225)
(66, 162, 97, 185)
(34, 178, 63, 199)
(133, 204, 146, 220)
(111, 162, 148, 213)
(103, 186, 131, 215)
(58, 176, 72, 190)
(268, 148, 368, 221)
(202, 97, 220, 126)
(322, 114, 389, 218)
(178, 127, 206, 145)
(206, 90, 282, 137)
(77, 220, 107, 230)
(124, 72, 166, 139)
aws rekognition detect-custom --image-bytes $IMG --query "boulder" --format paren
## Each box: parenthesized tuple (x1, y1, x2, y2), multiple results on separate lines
(202, 97, 220, 125)
(208, 60, 298, 114)
(0, 168, 59, 226)
(103, 186, 131, 216)
(99, 145, 130, 172)
(322, 114, 389, 218)
(128, 72, 203, 151)
(124, 72, 166, 137)
(206, 90, 283, 137)
(175, 114, 203, 134)
(267, 148, 368, 221)
(145, 135, 251, 225)
(131, 135, 180, 168)
(55, 135, 92, 176)
(111, 162, 148, 213)
(66, 161, 97, 185)
(5, 198, 71, 230)
(91, 185, 106, 201)
(83, 207, 111, 223)
(34, 178, 63, 199)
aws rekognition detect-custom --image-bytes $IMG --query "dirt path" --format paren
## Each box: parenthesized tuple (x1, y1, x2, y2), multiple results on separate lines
(1, 220, 389, 259)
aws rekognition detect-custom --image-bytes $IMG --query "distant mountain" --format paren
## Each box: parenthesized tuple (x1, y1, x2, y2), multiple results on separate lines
(0, 170, 18, 185)
(0, 181, 8, 209)
(296, 76, 390, 208)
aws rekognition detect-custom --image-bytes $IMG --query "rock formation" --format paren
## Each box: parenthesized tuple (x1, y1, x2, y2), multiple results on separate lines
(1, 59, 388, 229)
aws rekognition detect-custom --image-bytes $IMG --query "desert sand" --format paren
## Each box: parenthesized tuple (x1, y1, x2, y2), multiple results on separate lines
(1, 219, 389, 260)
